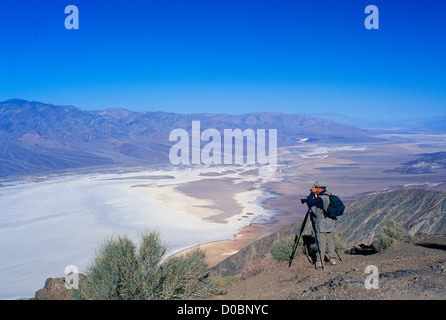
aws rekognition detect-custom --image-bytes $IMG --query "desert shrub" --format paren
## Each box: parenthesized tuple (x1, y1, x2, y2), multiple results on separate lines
(372, 233, 395, 252)
(73, 230, 220, 300)
(382, 219, 415, 244)
(270, 230, 345, 263)
(156, 248, 220, 299)
(138, 230, 167, 271)
(240, 258, 276, 279)
(72, 235, 142, 300)
(372, 219, 415, 252)
(333, 231, 345, 252)
(216, 276, 236, 288)
(270, 235, 299, 262)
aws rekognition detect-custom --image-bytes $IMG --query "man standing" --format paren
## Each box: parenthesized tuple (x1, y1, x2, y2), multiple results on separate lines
(305, 181, 337, 269)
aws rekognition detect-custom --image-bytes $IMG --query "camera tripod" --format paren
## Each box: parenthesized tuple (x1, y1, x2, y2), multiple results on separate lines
(288, 206, 342, 269)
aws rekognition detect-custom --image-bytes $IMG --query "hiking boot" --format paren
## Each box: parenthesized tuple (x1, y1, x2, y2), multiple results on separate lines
(315, 261, 323, 269)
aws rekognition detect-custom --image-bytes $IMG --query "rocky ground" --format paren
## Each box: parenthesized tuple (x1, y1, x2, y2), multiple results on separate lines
(214, 241, 446, 300)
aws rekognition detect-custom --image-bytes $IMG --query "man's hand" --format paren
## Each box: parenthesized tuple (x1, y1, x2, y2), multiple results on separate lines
(311, 185, 317, 193)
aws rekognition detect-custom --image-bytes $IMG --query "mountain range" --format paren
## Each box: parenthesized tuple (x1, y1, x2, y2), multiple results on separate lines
(2, 98, 445, 178)
(0, 99, 374, 177)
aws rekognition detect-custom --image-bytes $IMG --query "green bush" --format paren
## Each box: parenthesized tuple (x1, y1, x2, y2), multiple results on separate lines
(372, 219, 415, 252)
(333, 231, 345, 252)
(372, 233, 395, 252)
(73, 230, 220, 300)
(270, 235, 299, 262)
(270, 231, 345, 262)
(156, 248, 219, 299)
(72, 235, 142, 300)
(382, 219, 415, 244)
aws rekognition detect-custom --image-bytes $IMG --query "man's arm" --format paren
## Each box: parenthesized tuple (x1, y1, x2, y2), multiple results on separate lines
(305, 192, 324, 209)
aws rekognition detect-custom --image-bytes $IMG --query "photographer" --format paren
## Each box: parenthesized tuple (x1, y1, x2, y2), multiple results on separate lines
(304, 181, 337, 269)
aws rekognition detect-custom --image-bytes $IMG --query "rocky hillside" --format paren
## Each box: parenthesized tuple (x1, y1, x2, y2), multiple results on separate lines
(338, 189, 446, 246)
(211, 189, 446, 277)
(218, 241, 446, 300)
(210, 188, 446, 300)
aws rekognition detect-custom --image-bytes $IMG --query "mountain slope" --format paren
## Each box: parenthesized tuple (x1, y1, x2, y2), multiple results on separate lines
(0, 99, 374, 177)
(338, 189, 446, 246)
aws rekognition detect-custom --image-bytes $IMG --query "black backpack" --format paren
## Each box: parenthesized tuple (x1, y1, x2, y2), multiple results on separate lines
(324, 193, 345, 220)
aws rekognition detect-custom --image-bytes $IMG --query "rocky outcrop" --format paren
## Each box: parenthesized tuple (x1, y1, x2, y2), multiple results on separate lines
(33, 273, 86, 300)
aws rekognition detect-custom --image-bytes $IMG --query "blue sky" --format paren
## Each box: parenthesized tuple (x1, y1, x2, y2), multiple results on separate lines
(0, 0, 445, 118)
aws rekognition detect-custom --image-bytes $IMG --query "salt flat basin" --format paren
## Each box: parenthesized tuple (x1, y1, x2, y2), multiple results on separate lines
(0, 165, 279, 299)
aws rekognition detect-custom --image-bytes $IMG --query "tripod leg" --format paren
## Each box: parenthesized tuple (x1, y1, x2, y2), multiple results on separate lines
(309, 212, 324, 270)
(289, 210, 310, 267)
(335, 249, 342, 261)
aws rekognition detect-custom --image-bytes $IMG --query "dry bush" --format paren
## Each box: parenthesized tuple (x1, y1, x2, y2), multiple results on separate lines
(372, 219, 415, 252)
(240, 258, 276, 279)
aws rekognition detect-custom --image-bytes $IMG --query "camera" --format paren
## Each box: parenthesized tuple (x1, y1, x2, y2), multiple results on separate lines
(300, 198, 307, 204)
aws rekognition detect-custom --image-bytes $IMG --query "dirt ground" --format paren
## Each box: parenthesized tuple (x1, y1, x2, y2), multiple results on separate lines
(214, 241, 446, 300)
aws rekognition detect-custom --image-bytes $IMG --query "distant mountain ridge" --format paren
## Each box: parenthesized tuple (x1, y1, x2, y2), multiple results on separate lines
(385, 152, 446, 174)
(0, 99, 374, 177)
(316, 112, 446, 133)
